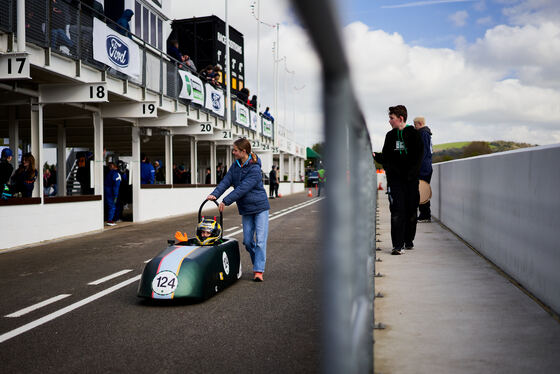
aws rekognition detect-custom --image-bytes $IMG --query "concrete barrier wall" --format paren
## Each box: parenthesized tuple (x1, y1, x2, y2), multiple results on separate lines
(1, 201, 103, 250)
(138, 183, 306, 222)
(431, 144, 560, 314)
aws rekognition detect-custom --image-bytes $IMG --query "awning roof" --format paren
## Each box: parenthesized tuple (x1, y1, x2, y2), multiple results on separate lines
(306, 147, 321, 159)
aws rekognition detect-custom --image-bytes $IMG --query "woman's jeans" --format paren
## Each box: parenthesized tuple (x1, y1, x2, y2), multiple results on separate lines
(242, 210, 269, 272)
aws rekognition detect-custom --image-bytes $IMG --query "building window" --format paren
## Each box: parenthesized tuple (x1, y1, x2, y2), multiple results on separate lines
(150, 13, 156, 46)
(135, 1, 142, 37)
(143, 7, 149, 42)
(158, 18, 163, 50)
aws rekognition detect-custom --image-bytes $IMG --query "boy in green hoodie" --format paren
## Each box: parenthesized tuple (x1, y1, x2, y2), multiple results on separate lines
(373, 105, 423, 255)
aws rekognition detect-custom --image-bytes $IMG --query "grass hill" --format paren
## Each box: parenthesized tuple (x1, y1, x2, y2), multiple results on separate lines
(432, 140, 536, 163)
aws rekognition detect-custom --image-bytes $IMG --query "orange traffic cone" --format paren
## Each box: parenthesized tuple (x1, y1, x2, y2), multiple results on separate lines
(378, 182, 383, 190)
(308, 189, 313, 197)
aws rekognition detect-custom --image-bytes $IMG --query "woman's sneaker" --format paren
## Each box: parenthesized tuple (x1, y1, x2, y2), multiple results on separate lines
(253, 272, 264, 282)
(405, 243, 414, 250)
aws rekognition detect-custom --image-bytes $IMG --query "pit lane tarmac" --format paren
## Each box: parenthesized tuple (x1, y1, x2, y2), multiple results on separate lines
(0, 192, 324, 374)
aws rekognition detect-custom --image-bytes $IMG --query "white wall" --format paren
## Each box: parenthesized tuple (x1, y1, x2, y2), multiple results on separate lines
(1, 201, 103, 249)
(431, 144, 560, 314)
(138, 182, 306, 222)
(137, 187, 227, 222)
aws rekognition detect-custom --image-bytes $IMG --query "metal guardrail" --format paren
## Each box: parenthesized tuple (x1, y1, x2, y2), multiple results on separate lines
(290, 1, 377, 373)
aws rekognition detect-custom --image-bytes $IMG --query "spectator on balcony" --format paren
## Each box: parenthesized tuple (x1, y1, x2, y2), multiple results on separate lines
(201, 65, 214, 82)
(263, 107, 274, 123)
(51, 0, 74, 52)
(184, 55, 196, 72)
(238, 87, 249, 105)
(249, 95, 258, 108)
(116, 9, 134, 37)
(140, 153, 155, 184)
(11, 153, 38, 198)
(167, 40, 185, 63)
(213, 65, 222, 80)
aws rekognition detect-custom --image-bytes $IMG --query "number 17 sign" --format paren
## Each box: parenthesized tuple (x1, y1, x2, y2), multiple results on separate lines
(0, 53, 30, 79)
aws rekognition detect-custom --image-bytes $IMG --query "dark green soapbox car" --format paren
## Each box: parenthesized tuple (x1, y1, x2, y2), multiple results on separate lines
(137, 200, 241, 300)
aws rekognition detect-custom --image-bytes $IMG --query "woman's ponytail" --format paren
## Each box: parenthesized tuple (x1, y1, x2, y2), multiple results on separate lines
(250, 152, 258, 163)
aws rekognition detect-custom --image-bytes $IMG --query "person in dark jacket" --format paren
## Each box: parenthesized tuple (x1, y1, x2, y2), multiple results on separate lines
(208, 138, 270, 282)
(414, 116, 433, 222)
(116, 9, 133, 37)
(249, 95, 257, 108)
(216, 163, 224, 183)
(11, 153, 38, 198)
(263, 107, 274, 123)
(140, 153, 155, 184)
(0, 148, 14, 189)
(373, 105, 423, 255)
(237, 88, 249, 106)
(269, 165, 278, 199)
(205, 167, 211, 184)
(104, 162, 122, 226)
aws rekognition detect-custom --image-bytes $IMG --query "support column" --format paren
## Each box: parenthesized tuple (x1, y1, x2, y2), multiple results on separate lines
(30, 100, 43, 199)
(190, 137, 197, 184)
(294, 156, 299, 183)
(210, 141, 216, 184)
(8, 107, 18, 169)
(165, 134, 173, 185)
(92, 112, 103, 196)
(226, 145, 232, 168)
(132, 126, 141, 222)
(289, 155, 294, 193)
(57, 123, 67, 196)
(278, 152, 284, 182)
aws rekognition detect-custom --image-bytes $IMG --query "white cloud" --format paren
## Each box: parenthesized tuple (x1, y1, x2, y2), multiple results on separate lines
(342, 21, 560, 149)
(473, 0, 487, 11)
(502, 0, 560, 26)
(476, 16, 493, 25)
(449, 10, 469, 27)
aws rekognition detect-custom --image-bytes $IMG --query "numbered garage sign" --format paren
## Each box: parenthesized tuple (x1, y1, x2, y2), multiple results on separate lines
(152, 271, 178, 295)
(222, 252, 230, 275)
(0, 53, 30, 79)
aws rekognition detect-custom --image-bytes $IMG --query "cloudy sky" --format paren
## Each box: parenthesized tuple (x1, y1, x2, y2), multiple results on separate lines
(173, 0, 560, 149)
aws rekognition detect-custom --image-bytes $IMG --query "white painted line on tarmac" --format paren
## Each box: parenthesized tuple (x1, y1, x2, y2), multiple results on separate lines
(144, 259, 152, 263)
(88, 269, 133, 285)
(223, 226, 239, 232)
(0, 275, 141, 344)
(4, 294, 72, 318)
(224, 198, 324, 238)
(269, 198, 324, 222)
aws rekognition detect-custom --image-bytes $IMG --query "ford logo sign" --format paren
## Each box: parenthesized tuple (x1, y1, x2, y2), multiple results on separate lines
(211, 92, 221, 110)
(106, 35, 129, 68)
